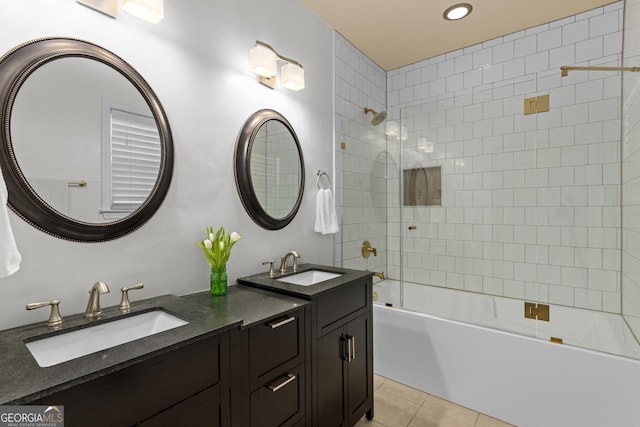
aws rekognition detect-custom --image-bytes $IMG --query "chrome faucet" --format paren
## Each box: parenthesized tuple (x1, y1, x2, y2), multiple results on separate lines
(85, 281, 110, 319)
(279, 250, 300, 273)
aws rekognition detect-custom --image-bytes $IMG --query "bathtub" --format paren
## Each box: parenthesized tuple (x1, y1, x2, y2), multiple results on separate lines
(373, 285, 640, 427)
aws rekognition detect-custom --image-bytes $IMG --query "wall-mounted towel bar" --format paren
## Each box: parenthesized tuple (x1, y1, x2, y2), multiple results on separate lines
(68, 180, 87, 187)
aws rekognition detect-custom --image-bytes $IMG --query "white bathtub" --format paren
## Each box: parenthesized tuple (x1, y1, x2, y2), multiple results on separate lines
(374, 304, 640, 427)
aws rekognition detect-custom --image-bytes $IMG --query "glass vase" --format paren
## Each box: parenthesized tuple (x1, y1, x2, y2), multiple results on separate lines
(210, 266, 227, 296)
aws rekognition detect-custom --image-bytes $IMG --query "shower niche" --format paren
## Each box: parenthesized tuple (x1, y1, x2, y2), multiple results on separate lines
(403, 166, 441, 206)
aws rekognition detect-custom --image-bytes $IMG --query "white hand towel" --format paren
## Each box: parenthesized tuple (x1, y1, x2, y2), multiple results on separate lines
(314, 188, 339, 235)
(0, 170, 21, 277)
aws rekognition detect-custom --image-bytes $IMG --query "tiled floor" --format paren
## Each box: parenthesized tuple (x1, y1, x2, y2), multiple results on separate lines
(356, 375, 515, 427)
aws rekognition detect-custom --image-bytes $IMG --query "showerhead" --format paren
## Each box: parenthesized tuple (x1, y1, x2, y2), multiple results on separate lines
(364, 107, 387, 126)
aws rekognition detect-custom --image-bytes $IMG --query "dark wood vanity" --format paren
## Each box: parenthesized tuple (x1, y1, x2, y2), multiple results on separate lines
(238, 263, 374, 427)
(0, 265, 372, 427)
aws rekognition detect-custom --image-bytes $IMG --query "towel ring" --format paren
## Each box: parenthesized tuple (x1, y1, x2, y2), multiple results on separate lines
(317, 170, 331, 190)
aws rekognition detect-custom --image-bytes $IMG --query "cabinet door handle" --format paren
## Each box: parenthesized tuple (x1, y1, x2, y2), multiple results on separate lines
(267, 316, 296, 329)
(268, 373, 296, 392)
(344, 334, 355, 362)
(342, 335, 349, 361)
(350, 335, 356, 362)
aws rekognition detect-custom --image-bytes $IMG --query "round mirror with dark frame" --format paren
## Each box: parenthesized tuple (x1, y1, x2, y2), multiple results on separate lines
(235, 109, 305, 230)
(0, 37, 174, 242)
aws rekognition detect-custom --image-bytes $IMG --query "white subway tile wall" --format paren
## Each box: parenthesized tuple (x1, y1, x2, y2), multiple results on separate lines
(622, 0, 640, 337)
(382, 2, 624, 312)
(334, 34, 387, 273)
(335, 2, 627, 314)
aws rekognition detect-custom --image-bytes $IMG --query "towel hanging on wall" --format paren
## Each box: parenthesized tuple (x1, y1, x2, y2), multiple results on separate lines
(0, 170, 21, 277)
(314, 171, 339, 235)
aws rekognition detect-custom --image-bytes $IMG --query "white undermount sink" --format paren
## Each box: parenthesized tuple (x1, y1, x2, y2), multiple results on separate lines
(277, 269, 342, 286)
(25, 310, 188, 367)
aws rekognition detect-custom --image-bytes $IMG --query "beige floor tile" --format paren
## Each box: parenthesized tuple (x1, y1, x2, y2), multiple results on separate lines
(369, 377, 513, 427)
(378, 379, 428, 405)
(374, 374, 387, 390)
(475, 414, 516, 427)
(372, 388, 422, 427)
(408, 395, 479, 427)
(355, 417, 386, 427)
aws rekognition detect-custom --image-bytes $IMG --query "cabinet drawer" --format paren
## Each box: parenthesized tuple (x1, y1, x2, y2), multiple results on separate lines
(40, 334, 222, 426)
(317, 279, 368, 332)
(141, 383, 223, 426)
(250, 363, 305, 427)
(249, 309, 304, 387)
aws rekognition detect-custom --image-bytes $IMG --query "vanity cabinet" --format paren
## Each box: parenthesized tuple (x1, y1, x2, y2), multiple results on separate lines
(317, 312, 371, 427)
(238, 266, 374, 427)
(237, 305, 310, 427)
(34, 331, 233, 427)
(314, 278, 373, 427)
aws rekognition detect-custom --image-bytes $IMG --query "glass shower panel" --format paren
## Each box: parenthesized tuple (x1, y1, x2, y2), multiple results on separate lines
(395, 91, 543, 338)
(338, 114, 390, 305)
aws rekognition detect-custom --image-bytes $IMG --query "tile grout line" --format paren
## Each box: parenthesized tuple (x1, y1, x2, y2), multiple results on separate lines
(405, 398, 426, 427)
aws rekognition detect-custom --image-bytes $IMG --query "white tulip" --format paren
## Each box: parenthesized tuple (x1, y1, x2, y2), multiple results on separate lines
(230, 232, 241, 242)
(204, 239, 212, 249)
(209, 233, 214, 241)
(219, 241, 225, 251)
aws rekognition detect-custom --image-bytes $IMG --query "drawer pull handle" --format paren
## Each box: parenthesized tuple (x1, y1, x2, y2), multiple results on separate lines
(268, 373, 296, 392)
(268, 316, 296, 329)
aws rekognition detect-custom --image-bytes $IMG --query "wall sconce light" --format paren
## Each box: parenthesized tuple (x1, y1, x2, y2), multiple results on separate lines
(121, 0, 164, 23)
(249, 41, 305, 91)
(77, 0, 119, 18)
(76, 0, 163, 23)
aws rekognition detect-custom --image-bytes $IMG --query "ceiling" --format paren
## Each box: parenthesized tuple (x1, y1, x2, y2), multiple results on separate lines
(298, 0, 619, 71)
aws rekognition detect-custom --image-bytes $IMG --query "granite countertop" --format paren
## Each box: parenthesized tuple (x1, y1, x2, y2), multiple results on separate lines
(237, 263, 374, 299)
(0, 285, 308, 405)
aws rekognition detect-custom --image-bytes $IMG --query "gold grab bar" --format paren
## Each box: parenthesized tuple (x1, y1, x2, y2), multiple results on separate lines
(561, 65, 640, 77)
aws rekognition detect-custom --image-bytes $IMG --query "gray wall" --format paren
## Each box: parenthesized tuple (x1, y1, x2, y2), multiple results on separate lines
(0, 0, 335, 329)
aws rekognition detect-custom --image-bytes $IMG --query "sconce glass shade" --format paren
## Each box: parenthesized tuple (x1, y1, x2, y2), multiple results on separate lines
(121, 0, 164, 23)
(250, 44, 277, 78)
(281, 63, 305, 91)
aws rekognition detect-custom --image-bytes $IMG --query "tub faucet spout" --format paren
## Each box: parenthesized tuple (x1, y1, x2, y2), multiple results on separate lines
(373, 271, 385, 280)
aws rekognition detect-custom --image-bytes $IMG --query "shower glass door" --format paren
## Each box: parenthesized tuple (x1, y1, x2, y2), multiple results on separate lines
(338, 112, 388, 298)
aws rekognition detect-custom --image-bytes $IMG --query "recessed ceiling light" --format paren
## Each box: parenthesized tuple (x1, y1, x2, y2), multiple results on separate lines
(443, 3, 472, 21)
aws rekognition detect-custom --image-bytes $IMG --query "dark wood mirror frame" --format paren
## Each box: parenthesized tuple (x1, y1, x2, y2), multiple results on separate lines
(234, 109, 305, 230)
(0, 37, 174, 242)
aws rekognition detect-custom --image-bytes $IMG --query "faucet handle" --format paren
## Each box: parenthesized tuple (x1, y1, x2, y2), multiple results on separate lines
(26, 299, 63, 327)
(119, 283, 144, 311)
(261, 260, 275, 278)
(292, 252, 300, 272)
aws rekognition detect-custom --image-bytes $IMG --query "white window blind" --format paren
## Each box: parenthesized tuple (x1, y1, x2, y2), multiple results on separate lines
(103, 108, 161, 217)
